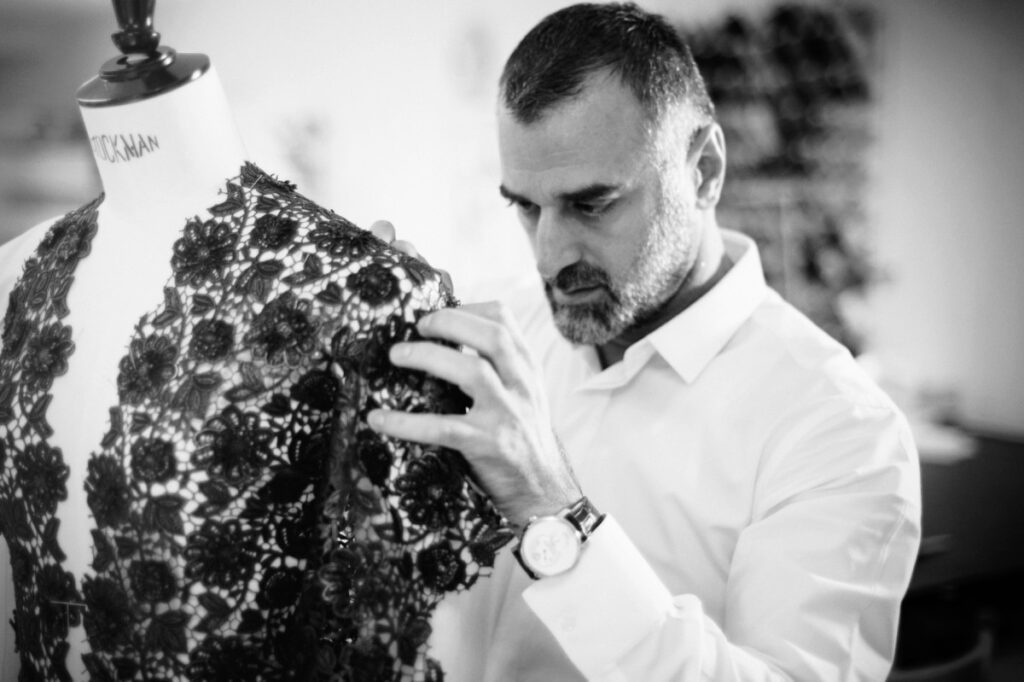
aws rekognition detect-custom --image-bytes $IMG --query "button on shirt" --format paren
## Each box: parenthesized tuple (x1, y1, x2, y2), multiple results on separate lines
(429, 229, 922, 681)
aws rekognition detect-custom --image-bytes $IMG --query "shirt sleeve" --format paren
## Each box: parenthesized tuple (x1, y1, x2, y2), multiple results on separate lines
(523, 401, 922, 681)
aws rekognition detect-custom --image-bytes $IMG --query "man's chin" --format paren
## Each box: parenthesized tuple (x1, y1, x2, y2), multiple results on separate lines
(551, 305, 623, 345)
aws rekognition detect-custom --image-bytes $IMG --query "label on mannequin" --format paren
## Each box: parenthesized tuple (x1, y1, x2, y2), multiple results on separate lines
(89, 133, 161, 164)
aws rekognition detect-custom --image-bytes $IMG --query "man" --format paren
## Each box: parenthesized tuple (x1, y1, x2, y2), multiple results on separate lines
(368, 3, 921, 680)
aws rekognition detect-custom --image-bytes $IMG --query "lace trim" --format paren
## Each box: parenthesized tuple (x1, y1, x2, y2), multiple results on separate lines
(0, 196, 100, 681)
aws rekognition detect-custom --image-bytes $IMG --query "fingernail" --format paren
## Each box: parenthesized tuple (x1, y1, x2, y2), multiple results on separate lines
(368, 410, 383, 429)
(390, 343, 410, 361)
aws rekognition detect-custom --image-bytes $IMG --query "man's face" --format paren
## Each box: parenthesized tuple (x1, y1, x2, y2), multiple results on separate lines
(498, 74, 700, 345)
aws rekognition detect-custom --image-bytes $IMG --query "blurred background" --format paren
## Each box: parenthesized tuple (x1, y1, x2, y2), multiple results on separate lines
(1, 0, 1022, 679)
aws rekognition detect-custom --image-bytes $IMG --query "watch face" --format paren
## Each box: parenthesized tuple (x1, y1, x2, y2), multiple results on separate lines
(521, 516, 582, 577)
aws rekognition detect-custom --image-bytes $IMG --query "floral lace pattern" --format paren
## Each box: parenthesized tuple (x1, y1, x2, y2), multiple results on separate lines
(0, 196, 99, 682)
(0, 164, 513, 681)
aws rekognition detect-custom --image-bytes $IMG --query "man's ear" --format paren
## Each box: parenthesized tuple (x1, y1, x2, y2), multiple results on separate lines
(692, 123, 726, 209)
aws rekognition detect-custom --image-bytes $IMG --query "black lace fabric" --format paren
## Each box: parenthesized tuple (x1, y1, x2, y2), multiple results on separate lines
(0, 163, 513, 681)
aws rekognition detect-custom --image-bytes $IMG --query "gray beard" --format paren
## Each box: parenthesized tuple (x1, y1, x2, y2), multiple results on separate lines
(545, 226, 691, 345)
(547, 289, 630, 345)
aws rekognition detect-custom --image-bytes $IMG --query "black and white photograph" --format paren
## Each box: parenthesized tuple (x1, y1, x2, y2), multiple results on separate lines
(0, 1, 1021, 680)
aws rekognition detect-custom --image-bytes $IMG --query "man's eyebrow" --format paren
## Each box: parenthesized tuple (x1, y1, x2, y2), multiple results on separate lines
(498, 185, 528, 204)
(560, 184, 618, 204)
(498, 183, 619, 205)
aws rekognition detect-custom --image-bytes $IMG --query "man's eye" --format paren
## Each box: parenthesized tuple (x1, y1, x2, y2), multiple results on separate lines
(508, 199, 539, 217)
(575, 200, 612, 217)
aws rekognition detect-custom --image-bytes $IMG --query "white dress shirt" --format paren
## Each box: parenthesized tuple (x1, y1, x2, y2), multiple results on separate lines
(430, 229, 922, 681)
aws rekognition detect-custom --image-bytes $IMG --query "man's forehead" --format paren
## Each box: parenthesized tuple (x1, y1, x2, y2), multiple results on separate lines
(496, 101, 651, 203)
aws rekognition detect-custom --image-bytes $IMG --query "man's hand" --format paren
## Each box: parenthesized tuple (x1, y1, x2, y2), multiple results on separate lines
(367, 220, 582, 526)
(361, 270, 580, 530)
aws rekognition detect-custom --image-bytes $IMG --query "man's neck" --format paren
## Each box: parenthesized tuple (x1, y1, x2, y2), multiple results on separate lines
(596, 245, 732, 369)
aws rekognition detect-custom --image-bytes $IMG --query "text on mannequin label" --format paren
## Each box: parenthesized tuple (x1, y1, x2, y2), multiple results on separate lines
(90, 133, 161, 164)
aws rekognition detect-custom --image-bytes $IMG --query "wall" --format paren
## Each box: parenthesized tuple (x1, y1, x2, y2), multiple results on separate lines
(862, 0, 1024, 435)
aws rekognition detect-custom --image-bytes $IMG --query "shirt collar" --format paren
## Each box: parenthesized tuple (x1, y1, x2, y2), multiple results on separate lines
(578, 229, 767, 390)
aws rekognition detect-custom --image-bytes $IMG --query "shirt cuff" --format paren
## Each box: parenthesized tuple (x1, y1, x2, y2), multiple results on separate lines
(522, 515, 674, 678)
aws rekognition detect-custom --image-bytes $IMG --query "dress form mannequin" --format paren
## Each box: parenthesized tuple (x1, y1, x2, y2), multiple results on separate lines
(0, 5, 246, 679)
(0, 3, 507, 680)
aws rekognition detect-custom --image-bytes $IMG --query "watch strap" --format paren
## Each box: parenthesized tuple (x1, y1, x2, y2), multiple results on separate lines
(563, 496, 605, 539)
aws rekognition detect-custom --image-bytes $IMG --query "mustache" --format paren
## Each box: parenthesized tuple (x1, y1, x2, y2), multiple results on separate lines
(546, 262, 612, 293)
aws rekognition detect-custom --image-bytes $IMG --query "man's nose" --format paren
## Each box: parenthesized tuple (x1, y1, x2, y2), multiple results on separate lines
(534, 210, 581, 282)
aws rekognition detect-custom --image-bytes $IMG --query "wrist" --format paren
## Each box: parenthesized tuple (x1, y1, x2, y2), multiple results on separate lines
(511, 488, 581, 530)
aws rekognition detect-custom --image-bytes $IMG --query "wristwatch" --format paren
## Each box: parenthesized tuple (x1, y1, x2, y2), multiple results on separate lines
(513, 496, 605, 579)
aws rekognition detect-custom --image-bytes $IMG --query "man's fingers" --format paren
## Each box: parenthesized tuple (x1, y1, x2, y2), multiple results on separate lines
(366, 220, 420, 261)
(367, 408, 475, 453)
(390, 341, 502, 397)
(418, 307, 532, 381)
(390, 239, 420, 259)
(367, 223, 447, 290)
(455, 302, 530, 353)
(368, 219, 396, 243)
(458, 301, 509, 319)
